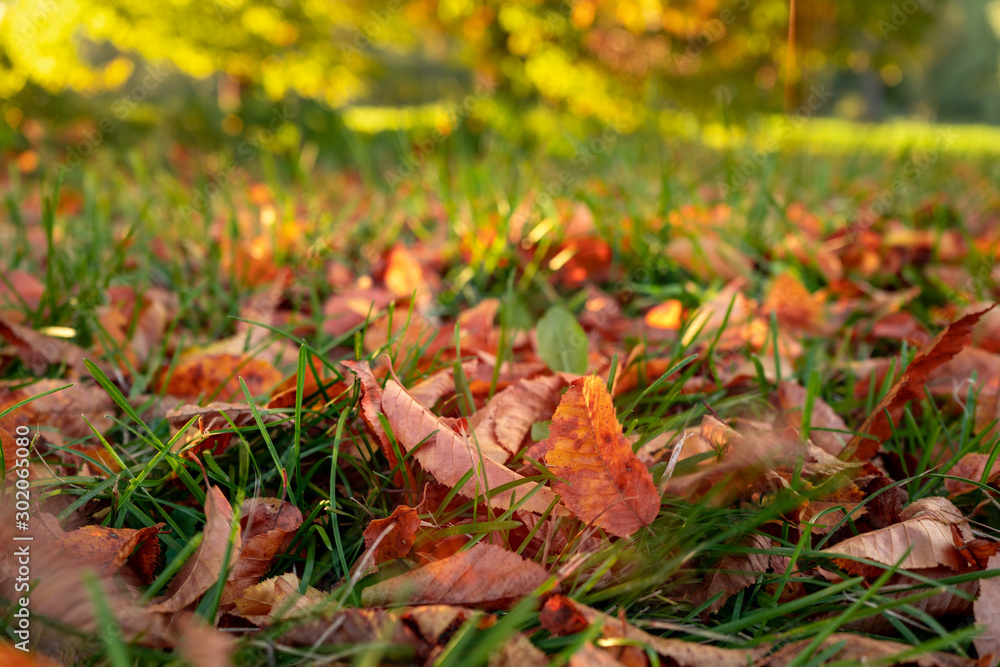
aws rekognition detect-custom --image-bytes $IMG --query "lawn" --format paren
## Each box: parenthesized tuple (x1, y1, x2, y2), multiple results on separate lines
(2, 124, 1000, 666)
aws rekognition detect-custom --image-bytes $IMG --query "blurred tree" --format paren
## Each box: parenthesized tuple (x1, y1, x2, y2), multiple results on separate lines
(0, 0, 947, 132)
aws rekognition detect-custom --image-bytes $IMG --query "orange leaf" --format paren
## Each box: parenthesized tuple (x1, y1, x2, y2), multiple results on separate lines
(361, 542, 549, 609)
(149, 486, 241, 613)
(57, 522, 164, 578)
(644, 299, 683, 330)
(846, 306, 995, 461)
(363, 505, 421, 564)
(344, 361, 556, 514)
(539, 376, 658, 537)
(161, 353, 282, 401)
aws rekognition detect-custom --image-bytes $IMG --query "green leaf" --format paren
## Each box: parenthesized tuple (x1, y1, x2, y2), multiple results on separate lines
(536, 306, 588, 374)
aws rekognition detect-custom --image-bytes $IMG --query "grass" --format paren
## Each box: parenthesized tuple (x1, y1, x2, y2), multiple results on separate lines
(2, 120, 1000, 665)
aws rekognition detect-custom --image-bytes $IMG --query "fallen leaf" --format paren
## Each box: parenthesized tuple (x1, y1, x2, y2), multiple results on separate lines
(176, 615, 234, 667)
(468, 374, 569, 464)
(407, 361, 479, 410)
(279, 607, 421, 649)
(756, 632, 975, 666)
(645, 299, 684, 330)
(974, 553, 1000, 666)
(361, 542, 550, 609)
(167, 401, 285, 458)
(322, 286, 394, 338)
(821, 497, 971, 577)
(764, 272, 826, 334)
(345, 361, 556, 514)
(846, 306, 995, 461)
(0, 316, 87, 376)
(56, 521, 164, 579)
(540, 595, 766, 667)
(160, 353, 283, 402)
(775, 382, 849, 456)
(693, 533, 772, 616)
(342, 359, 403, 485)
(363, 505, 421, 564)
(18, 379, 116, 444)
(220, 497, 302, 610)
(149, 486, 241, 613)
(539, 376, 658, 537)
(232, 572, 327, 625)
(487, 631, 549, 667)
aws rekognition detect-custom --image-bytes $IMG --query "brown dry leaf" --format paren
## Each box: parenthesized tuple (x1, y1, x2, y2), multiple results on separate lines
(0, 508, 172, 652)
(693, 533, 772, 616)
(799, 482, 868, 535)
(839, 565, 978, 635)
(469, 374, 569, 464)
(148, 486, 241, 613)
(407, 360, 479, 409)
(661, 417, 799, 505)
(231, 572, 327, 625)
(755, 632, 975, 666)
(361, 542, 550, 609)
(96, 286, 176, 370)
(775, 382, 849, 456)
(539, 375, 658, 538)
(385, 245, 439, 305)
(342, 358, 404, 485)
(160, 353, 282, 402)
(363, 505, 421, 564)
(20, 379, 116, 444)
(974, 553, 1000, 666)
(820, 497, 970, 576)
(946, 453, 1000, 497)
(846, 306, 994, 461)
(166, 401, 284, 458)
(764, 272, 827, 334)
(344, 361, 556, 514)
(0, 316, 87, 376)
(176, 615, 234, 667)
(322, 286, 395, 338)
(540, 595, 766, 667)
(279, 607, 421, 650)
(219, 498, 302, 610)
(567, 643, 629, 667)
(55, 522, 164, 578)
(488, 631, 549, 667)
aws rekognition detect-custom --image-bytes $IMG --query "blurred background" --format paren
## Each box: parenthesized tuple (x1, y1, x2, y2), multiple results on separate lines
(1, 0, 999, 167)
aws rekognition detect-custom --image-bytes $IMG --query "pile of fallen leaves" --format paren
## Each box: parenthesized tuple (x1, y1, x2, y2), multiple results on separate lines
(3, 183, 1000, 667)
